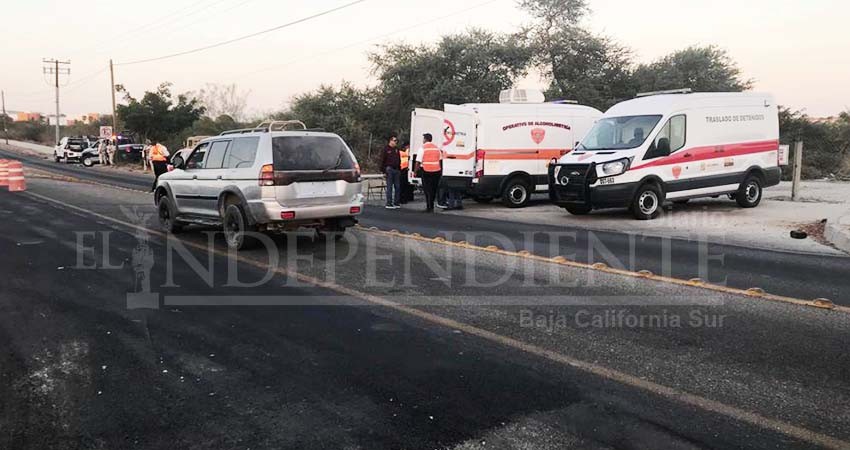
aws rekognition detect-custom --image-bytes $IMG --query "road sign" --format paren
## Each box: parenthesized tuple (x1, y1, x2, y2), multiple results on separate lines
(99, 126, 113, 139)
(778, 144, 790, 166)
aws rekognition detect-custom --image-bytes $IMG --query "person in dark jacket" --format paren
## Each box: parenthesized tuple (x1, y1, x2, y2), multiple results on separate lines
(379, 135, 402, 209)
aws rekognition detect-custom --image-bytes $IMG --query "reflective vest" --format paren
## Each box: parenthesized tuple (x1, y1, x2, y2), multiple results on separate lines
(150, 144, 167, 162)
(400, 150, 410, 170)
(420, 143, 442, 173)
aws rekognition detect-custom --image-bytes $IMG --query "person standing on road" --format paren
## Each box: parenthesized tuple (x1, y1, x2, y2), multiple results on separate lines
(98, 139, 109, 165)
(415, 133, 442, 213)
(399, 142, 413, 204)
(106, 138, 117, 166)
(149, 140, 170, 192)
(380, 135, 402, 209)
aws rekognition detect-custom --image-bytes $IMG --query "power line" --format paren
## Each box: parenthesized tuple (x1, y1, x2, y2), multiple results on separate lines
(68, 0, 213, 56)
(115, 0, 368, 66)
(232, 0, 502, 81)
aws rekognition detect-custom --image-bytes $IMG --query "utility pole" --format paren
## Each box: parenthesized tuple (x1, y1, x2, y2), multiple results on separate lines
(43, 58, 71, 145)
(1, 90, 8, 145)
(792, 141, 804, 201)
(109, 59, 118, 133)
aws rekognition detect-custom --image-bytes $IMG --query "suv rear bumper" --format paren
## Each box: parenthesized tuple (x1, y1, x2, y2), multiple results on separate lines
(248, 195, 365, 225)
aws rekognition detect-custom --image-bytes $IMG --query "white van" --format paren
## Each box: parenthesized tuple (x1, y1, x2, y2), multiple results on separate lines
(409, 89, 603, 208)
(549, 90, 782, 219)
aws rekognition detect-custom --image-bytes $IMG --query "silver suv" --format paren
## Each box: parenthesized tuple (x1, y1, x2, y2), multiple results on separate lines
(154, 121, 364, 249)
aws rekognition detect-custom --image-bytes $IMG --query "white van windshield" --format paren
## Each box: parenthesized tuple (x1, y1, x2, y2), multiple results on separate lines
(578, 115, 662, 151)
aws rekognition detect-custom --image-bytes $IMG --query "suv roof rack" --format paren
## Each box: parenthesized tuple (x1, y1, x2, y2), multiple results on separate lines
(220, 120, 309, 136)
(636, 88, 692, 98)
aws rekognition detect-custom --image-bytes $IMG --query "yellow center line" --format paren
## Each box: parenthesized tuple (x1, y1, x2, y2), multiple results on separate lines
(18, 189, 850, 449)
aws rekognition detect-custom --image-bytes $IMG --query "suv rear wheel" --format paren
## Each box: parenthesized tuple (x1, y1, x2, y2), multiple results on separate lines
(82, 155, 95, 167)
(223, 204, 257, 250)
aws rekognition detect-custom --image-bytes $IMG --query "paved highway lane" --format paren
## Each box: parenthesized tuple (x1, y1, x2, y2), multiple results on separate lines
(2, 144, 848, 304)
(360, 207, 850, 303)
(1, 177, 850, 449)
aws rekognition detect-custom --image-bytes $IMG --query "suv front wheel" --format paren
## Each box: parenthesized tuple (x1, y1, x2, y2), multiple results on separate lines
(223, 204, 257, 250)
(158, 197, 183, 234)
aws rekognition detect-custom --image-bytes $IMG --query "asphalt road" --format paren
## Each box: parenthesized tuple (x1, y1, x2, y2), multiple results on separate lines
(4, 146, 848, 305)
(1, 176, 849, 449)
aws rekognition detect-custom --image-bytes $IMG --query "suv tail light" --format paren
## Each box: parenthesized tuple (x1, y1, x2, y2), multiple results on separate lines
(259, 164, 275, 186)
(474, 150, 486, 179)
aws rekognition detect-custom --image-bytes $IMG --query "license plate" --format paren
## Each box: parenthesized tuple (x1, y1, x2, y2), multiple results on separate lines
(296, 182, 337, 198)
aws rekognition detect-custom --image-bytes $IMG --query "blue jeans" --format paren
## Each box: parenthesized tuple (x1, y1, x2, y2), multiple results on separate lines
(385, 167, 401, 206)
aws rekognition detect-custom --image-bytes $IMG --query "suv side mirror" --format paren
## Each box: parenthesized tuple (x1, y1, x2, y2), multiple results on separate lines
(172, 155, 185, 169)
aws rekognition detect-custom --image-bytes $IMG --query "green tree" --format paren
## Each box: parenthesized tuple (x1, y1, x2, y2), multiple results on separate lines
(370, 28, 531, 130)
(633, 45, 753, 93)
(281, 82, 385, 169)
(518, 0, 634, 110)
(778, 107, 848, 179)
(116, 82, 205, 147)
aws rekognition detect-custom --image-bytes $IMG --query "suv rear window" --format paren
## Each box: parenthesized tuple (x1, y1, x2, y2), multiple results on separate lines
(67, 139, 87, 149)
(272, 136, 354, 171)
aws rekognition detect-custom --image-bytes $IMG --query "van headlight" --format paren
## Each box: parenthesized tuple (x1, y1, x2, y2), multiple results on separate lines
(600, 158, 630, 176)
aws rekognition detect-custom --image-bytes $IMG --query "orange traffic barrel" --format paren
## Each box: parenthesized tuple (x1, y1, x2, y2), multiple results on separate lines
(0, 159, 8, 187)
(7, 160, 26, 192)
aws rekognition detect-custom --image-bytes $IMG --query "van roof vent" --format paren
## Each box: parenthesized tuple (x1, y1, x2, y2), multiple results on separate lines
(636, 88, 692, 98)
(499, 88, 545, 104)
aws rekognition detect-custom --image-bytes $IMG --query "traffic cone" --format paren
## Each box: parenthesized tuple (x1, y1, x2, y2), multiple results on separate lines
(7, 160, 26, 192)
(0, 159, 8, 187)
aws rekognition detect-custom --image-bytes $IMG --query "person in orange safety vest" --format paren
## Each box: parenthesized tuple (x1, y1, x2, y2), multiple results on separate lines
(414, 133, 442, 212)
(149, 140, 171, 192)
(399, 143, 414, 204)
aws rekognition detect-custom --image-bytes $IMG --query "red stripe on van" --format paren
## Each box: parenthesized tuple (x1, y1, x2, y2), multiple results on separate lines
(473, 148, 571, 161)
(629, 140, 778, 171)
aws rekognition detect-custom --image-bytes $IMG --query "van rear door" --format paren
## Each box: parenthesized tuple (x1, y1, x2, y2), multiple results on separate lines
(271, 135, 359, 208)
(442, 105, 477, 181)
(409, 108, 444, 184)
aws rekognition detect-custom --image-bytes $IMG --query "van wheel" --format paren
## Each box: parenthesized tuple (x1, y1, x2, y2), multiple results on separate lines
(632, 183, 664, 220)
(223, 204, 257, 250)
(502, 178, 531, 208)
(564, 204, 592, 215)
(736, 175, 762, 208)
(158, 197, 183, 234)
(473, 196, 494, 204)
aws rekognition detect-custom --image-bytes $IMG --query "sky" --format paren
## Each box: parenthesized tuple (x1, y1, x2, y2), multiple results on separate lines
(2, 0, 848, 118)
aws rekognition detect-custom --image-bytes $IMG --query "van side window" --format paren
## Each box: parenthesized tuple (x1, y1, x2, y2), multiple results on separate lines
(204, 140, 231, 169)
(644, 115, 686, 160)
(225, 137, 259, 169)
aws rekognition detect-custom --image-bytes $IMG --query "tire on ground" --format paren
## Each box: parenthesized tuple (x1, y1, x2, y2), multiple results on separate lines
(501, 177, 531, 208)
(736, 174, 763, 208)
(631, 182, 664, 220)
(564, 204, 592, 215)
(223, 203, 258, 250)
(157, 196, 183, 234)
